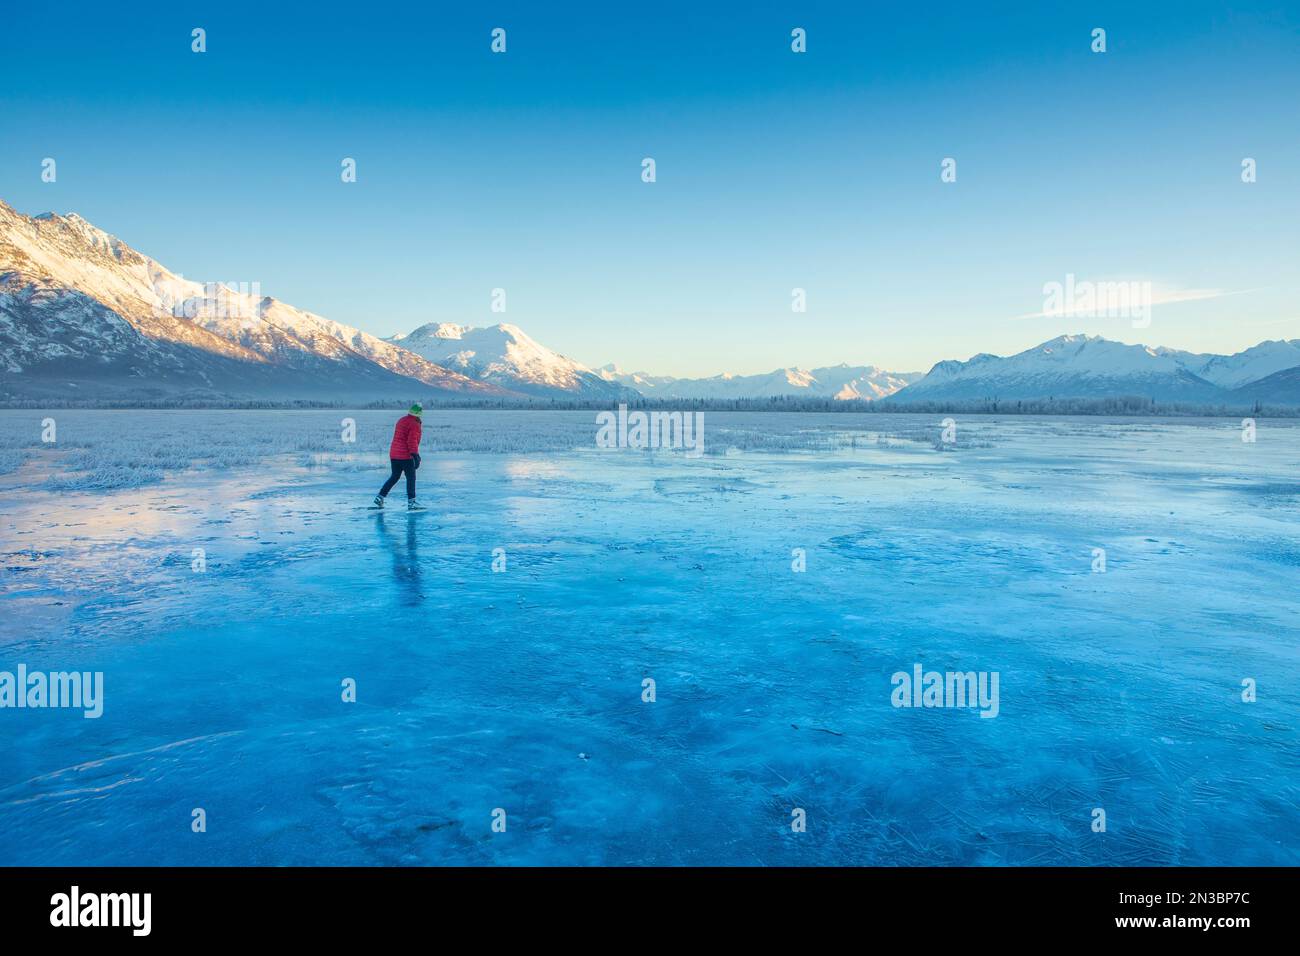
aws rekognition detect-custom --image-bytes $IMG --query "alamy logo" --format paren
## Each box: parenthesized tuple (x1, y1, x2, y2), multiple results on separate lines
(50, 886, 151, 936)
(151, 277, 264, 320)
(891, 664, 999, 718)
(1041, 273, 1152, 329)
(0, 665, 103, 718)
(596, 404, 704, 457)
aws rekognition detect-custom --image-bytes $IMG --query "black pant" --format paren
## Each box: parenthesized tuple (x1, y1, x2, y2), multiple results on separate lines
(379, 458, 416, 499)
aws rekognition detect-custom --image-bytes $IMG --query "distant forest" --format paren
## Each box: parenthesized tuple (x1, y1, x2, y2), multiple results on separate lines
(1, 394, 1295, 417)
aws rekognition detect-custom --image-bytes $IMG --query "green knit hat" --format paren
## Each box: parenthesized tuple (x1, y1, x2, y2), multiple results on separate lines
(409, 402, 423, 417)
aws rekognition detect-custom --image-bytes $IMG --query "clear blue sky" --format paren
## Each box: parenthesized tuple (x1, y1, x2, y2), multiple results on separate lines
(2, 1, 1297, 376)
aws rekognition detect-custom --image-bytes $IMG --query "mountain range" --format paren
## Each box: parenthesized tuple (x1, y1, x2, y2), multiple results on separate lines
(890, 334, 1300, 405)
(596, 338, 1300, 407)
(596, 363, 924, 401)
(1, 202, 1297, 407)
(0, 201, 502, 402)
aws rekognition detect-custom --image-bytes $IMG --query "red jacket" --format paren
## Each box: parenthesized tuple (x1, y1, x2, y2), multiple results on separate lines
(388, 414, 422, 460)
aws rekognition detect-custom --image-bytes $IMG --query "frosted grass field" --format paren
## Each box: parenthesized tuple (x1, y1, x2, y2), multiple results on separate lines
(0, 409, 1297, 865)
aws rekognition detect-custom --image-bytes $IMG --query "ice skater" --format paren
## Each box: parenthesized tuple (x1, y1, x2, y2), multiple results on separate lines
(373, 403, 426, 510)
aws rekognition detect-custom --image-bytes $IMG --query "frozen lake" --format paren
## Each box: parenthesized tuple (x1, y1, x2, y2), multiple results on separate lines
(0, 409, 1297, 865)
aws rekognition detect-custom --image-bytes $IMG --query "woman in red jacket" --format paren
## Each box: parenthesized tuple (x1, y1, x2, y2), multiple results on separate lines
(374, 403, 426, 510)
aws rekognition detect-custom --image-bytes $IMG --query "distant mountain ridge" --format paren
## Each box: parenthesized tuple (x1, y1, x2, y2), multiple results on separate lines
(1228, 363, 1300, 405)
(889, 334, 1300, 405)
(1185, 339, 1300, 389)
(0, 201, 507, 402)
(2, 203, 1297, 407)
(596, 363, 923, 400)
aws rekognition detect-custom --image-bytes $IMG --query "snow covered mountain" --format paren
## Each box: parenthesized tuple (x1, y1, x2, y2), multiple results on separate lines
(1180, 339, 1300, 390)
(4, 201, 1295, 408)
(0, 201, 506, 401)
(597, 363, 922, 400)
(889, 334, 1297, 404)
(595, 364, 679, 395)
(1230, 364, 1300, 406)
(386, 322, 629, 399)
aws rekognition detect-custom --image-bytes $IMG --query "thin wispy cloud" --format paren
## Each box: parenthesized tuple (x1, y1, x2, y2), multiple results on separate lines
(1012, 284, 1259, 322)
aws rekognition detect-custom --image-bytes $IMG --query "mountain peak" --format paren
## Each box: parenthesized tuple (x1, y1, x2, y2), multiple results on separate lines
(30, 209, 132, 260)
(385, 321, 627, 399)
(1036, 332, 1105, 350)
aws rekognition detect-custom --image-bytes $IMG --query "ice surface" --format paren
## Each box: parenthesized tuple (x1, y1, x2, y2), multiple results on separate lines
(0, 410, 1297, 865)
